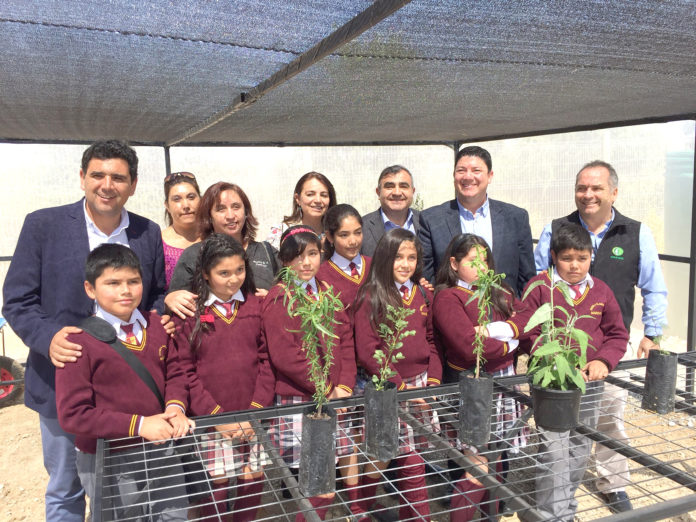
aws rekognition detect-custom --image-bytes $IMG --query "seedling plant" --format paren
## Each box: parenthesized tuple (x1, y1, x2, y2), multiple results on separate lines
(279, 266, 344, 417)
(523, 267, 595, 393)
(465, 245, 508, 378)
(372, 304, 415, 390)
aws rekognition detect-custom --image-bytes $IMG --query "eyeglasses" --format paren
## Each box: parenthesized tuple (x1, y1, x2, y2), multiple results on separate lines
(164, 171, 196, 183)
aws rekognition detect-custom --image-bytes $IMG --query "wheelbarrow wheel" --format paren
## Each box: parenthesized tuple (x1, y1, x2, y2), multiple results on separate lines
(0, 355, 24, 406)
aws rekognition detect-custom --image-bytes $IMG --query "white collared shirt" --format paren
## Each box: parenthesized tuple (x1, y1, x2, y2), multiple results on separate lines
(204, 290, 245, 315)
(457, 197, 493, 249)
(552, 271, 594, 296)
(395, 279, 414, 297)
(457, 279, 473, 290)
(83, 200, 130, 251)
(95, 305, 147, 344)
(299, 278, 318, 295)
(331, 252, 362, 277)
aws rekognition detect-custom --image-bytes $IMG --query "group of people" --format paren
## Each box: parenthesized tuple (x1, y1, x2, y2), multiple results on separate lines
(2, 139, 667, 521)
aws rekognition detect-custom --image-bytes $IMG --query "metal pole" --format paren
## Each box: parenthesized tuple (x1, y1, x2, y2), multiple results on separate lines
(164, 146, 171, 176)
(687, 120, 696, 396)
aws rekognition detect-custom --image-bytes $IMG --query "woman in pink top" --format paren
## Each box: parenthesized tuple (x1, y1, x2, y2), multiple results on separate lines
(161, 171, 201, 287)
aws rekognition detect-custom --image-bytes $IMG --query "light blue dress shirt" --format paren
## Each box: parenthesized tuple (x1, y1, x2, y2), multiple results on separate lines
(457, 197, 493, 250)
(534, 209, 668, 335)
(381, 208, 415, 234)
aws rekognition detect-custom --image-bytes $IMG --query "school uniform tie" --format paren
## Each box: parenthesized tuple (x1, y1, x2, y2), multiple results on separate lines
(215, 300, 234, 318)
(569, 283, 582, 300)
(348, 262, 359, 278)
(305, 284, 317, 301)
(400, 285, 410, 301)
(120, 323, 137, 345)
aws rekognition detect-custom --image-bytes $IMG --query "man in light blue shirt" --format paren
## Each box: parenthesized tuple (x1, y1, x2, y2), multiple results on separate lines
(534, 160, 668, 513)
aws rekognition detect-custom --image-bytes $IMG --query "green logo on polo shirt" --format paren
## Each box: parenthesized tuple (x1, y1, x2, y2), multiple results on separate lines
(610, 246, 624, 260)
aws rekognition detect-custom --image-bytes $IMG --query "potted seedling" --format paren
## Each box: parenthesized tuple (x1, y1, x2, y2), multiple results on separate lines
(641, 319, 678, 414)
(280, 267, 344, 496)
(364, 304, 415, 461)
(523, 267, 595, 432)
(461, 245, 505, 446)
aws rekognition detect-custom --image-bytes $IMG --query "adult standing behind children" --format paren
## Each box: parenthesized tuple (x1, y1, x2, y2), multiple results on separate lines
(2, 140, 167, 521)
(361, 165, 420, 257)
(161, 171, 201, 288)
(418, 146, 535, 294)
(266, 171, 337, 249)
(534, 159, 668, 513)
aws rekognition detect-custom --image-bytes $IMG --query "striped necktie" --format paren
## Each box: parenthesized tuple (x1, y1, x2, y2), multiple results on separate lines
(400, 285, 410, 301)
(349, 261, 359, 277)
(120, 323, 138, 345)
(215, 300, 234, 318)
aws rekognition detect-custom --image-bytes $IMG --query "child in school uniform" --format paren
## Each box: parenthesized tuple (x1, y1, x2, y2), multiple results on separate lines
(432, 233, 529, 521)
(56, 244, 193, 521)
(483, 223, 628, 520)
(353, 228, 442, 521)
(174, 233, 275, 521)
(263, 225, 357, 521)
(315, 204, 372, 519)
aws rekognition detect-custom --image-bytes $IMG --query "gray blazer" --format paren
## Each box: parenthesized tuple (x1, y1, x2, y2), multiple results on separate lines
(360, 208, 421, 257)
(418, 198, 535, 295)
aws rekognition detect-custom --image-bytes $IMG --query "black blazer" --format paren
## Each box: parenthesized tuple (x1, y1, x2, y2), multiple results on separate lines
(2, 199, 166, 417)
(418, 198, 535, 295)
(360, 208, 421, 257)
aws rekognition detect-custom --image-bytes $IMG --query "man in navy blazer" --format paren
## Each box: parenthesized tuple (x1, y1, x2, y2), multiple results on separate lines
(418, 146, 535, 295)
(361, 165, 421, 257)
(2, 140, 166, 521)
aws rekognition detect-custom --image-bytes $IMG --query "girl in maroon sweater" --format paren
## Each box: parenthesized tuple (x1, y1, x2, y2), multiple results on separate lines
(263, 225, 357, 521)
(353, 228, 441, 521)
(432, 233, 528, 521)
(175, 233, 274, 521)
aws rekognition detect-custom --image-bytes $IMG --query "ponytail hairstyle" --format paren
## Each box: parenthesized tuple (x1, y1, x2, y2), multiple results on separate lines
(323, 203, 363, 259)
(355, 228, 422, 330)
(189, 233, 257, 349)
(434, 233, 514, 318)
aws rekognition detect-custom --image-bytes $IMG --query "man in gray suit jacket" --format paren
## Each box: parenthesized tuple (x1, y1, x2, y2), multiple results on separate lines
(361, 165, 420, 257)
(418, 146, 535, 295)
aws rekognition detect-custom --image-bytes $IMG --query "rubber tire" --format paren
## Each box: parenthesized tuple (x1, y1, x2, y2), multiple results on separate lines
(0, 355, 24, 407)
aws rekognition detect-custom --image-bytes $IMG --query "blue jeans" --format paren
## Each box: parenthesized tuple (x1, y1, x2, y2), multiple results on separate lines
(39, 414, 85, 521)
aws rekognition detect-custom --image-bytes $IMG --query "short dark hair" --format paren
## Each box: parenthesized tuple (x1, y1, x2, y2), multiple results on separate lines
(377, 165, 414, 186)
(197, 182, 258, 242)
(278, 225, 322, 265)
(551, 223, 592, 257)
(576, 160, 619, 189)
(85, 244, 142, 285)
(455, 146, 492, 172)
(81, 140, 138, 182)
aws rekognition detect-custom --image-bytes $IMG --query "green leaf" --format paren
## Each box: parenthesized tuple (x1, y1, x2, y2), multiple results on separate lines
(531, 339, 562, 358)
(568, 327, 589, 353)
(569, 370, 586, 393)
(522, 279, 546, 300)
(524, 303, 553, 332)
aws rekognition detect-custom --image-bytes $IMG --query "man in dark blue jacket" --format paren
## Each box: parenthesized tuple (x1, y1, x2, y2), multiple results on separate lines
(2, 140, 166, 521)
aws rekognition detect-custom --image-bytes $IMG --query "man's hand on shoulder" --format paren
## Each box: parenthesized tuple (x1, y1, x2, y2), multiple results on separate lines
(49, 326, 83, 368)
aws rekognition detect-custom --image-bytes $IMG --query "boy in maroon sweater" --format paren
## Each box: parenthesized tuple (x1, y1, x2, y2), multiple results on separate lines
(486, 223, 628, 520)
(56, 244, 192, 521)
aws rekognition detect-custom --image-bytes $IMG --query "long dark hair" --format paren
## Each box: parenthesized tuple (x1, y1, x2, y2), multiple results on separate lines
(434, 233, 514, 318)
(197, 182, 258, 242)
(189, 234, 257, 349)
(355, 228, 422, 329)
(284, 172, 337, 225)
(323, 203, 362, 259)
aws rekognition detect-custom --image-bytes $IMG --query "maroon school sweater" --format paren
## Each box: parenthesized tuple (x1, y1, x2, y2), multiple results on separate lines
(354, 286, 443, 389)
(175, 294, 275, 417)
(56, 311, 187, 453)
(432, 286, 528, 374)
(316, 256, 372, 313)
(521, 272, 628, 370)
(262, 280, 357, 398)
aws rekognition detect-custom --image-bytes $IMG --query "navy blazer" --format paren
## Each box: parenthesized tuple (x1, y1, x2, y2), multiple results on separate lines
(360, 208, 421, 257)
(418, 198, 535, 295)
(2, 199, 166, 417)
